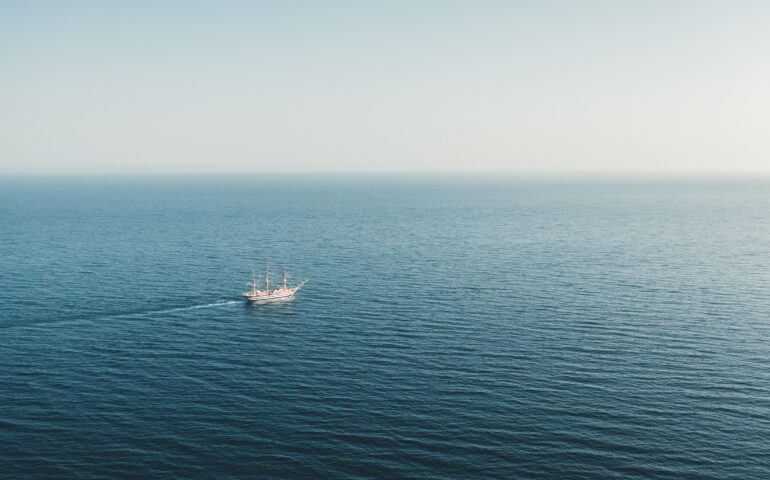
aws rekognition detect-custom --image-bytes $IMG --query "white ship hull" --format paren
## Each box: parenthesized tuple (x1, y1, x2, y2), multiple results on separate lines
(244, 291, 296, 302)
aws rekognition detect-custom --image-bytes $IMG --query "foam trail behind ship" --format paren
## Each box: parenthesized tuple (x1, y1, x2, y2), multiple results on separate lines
(4, 300, 242, 330)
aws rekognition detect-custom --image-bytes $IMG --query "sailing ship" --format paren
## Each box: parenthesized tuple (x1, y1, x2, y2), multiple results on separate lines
(244, 264, 307, 302)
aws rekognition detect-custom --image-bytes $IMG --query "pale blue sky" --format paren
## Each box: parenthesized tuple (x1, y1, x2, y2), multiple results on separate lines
(1, 1, 768, 174)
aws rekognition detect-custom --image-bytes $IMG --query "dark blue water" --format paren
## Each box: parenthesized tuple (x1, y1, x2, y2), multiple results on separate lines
(1, 177, 768, 479)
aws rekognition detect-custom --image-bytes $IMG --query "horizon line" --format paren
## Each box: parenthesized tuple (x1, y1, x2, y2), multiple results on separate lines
(1, 170, 769, 179)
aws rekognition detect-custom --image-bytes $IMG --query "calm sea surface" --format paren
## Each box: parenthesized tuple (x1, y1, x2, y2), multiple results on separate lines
(1, 177, 768, 479)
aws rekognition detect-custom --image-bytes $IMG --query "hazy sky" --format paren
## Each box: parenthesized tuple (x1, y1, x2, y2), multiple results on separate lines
(1, 1, 769, 174)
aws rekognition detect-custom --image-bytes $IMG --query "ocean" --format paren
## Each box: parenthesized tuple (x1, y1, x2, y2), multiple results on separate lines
(1, 177, 768, 479)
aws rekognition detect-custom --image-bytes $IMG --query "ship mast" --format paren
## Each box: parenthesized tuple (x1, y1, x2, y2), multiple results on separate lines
(251, 271, 257, 294)
(283, 264, 287, 290)
(265, 263, 270, 293)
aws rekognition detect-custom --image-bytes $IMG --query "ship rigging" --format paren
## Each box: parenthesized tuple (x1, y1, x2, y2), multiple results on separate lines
(244, 263, 306, 302)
